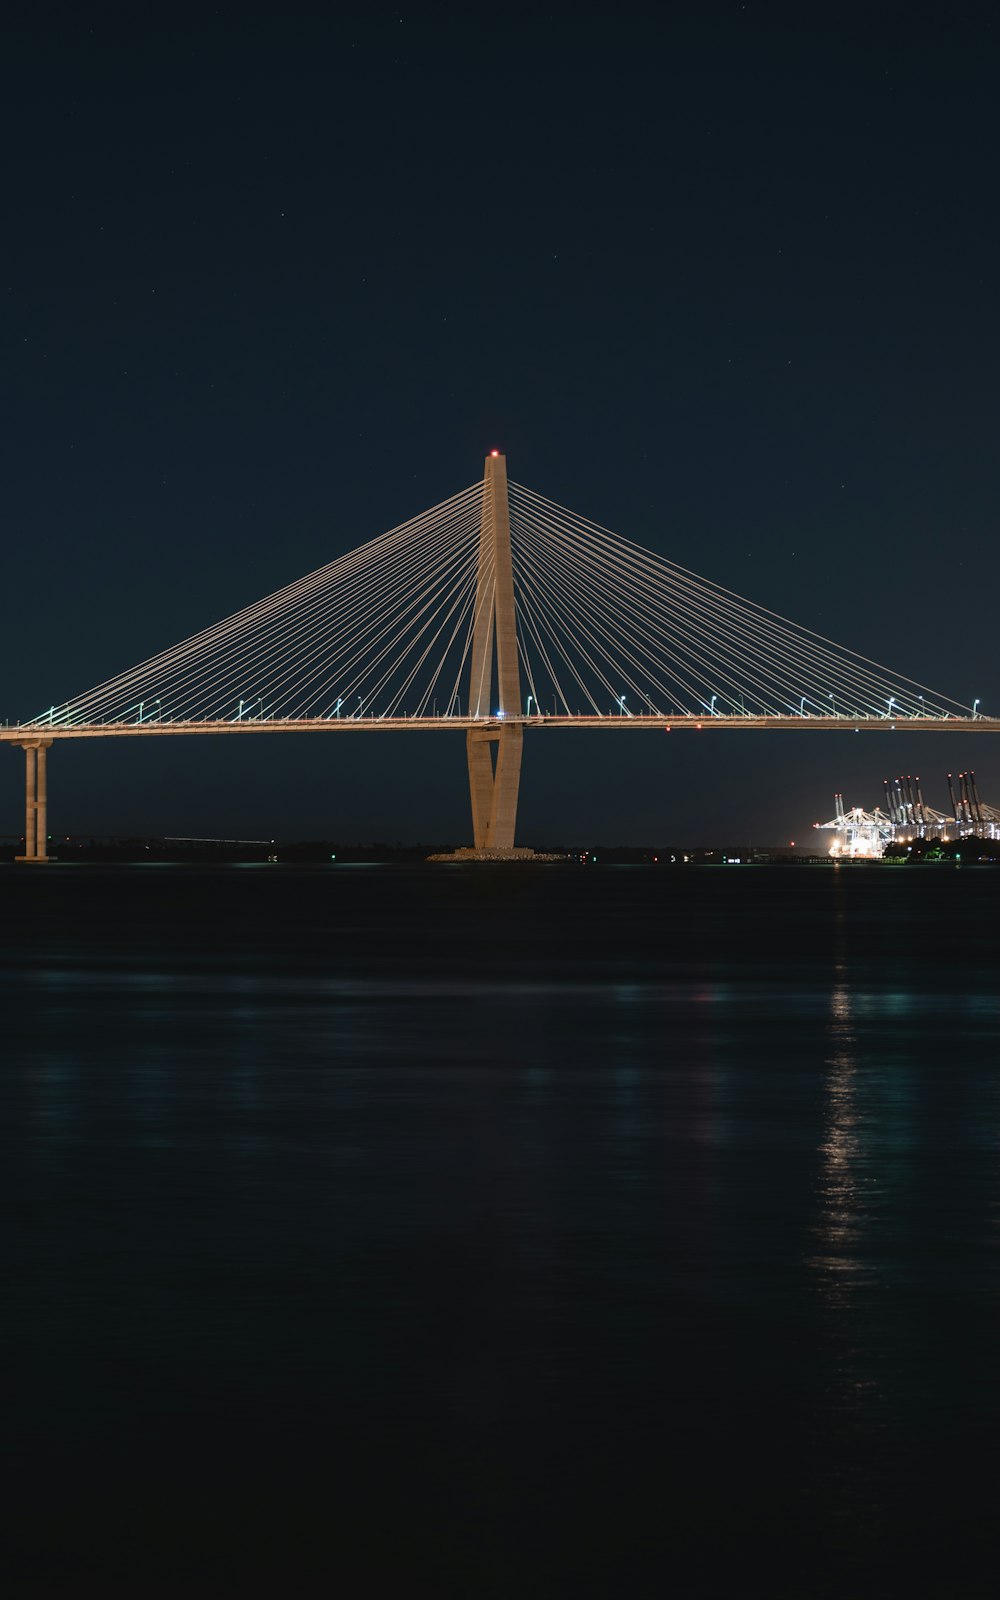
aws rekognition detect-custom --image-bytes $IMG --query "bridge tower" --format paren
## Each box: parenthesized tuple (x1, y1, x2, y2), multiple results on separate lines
(466, 451, 523, 851)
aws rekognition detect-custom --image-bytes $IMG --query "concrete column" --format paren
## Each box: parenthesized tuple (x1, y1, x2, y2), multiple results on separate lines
(469, 471, 496, 720)
(488, 452, 521, 719)
(23, 745, 37, 858)
(36, 742, 48, 860)
(467, 729, 496, 849)
(469, 452, 521, 719)
(488, 724, 523, 851)
(15, 741, 53, 863)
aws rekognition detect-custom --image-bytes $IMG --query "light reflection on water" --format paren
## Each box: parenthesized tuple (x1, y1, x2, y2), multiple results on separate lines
(816, 975, 863, 1280)
(3, 864, 1000, 1595)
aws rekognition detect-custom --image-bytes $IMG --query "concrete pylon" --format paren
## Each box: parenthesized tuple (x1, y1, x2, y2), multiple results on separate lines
(466, 452, 523, 851)
(15, 739, 54, 863)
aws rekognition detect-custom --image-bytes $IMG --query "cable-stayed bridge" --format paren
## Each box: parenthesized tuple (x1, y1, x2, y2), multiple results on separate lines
(4, 452, 993, 860)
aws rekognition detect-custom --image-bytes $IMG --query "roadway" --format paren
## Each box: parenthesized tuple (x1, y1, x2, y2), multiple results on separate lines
(2, 715, 998, 740)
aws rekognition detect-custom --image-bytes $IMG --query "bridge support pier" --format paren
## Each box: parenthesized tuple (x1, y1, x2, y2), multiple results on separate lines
(14, 740, 53, 863)
(467, 724, 523, 851)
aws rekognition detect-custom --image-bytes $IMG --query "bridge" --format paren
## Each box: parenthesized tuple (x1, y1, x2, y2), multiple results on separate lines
(4, 452, 993, 860)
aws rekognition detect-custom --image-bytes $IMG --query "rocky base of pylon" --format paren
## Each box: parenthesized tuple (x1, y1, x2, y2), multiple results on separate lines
(426, 847, 567, 862)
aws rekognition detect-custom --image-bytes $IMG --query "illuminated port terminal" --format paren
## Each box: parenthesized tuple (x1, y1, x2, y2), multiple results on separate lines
(816, 772, 1000, 858)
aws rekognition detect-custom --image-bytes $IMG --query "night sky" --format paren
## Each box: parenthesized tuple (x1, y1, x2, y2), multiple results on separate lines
(4, 5, 998, 845)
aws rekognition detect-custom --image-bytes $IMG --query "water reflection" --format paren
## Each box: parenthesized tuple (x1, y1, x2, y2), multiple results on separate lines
(810, 944, 890, 1476)
(6, 864, 1000, 1595)
(814, 974, 862, 1289)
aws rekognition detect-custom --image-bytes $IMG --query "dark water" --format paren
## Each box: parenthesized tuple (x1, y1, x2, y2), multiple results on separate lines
(3, 864, 999, 1596)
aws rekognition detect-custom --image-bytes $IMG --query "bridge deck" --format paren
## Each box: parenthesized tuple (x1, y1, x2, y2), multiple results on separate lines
(2, 715, 996, 741)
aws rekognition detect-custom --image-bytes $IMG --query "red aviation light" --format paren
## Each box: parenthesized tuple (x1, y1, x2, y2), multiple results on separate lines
(490, 449, 500, 456)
